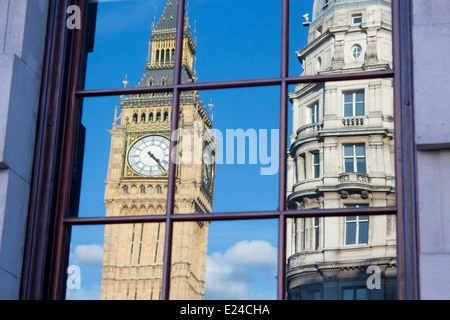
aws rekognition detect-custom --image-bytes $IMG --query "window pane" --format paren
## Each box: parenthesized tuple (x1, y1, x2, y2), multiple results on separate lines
(355, 288, 367, 300)
(80, 0, 180, 90)
(287, 78, 395, 210)
(289, 0, 393, 77)
(286, 216, 398, 300)
(187, 1, 281, 82)
(356, 158, 366, 173)
(344, 145, 354, 157)
(356, 91, 365, 102)
(346, 221, 356, 245)
(174, 87, 279, 214)
(344, 93, 353, 104)
(355, 145, 365, 157)
(344, 158, 354, 173)
(355, 102, 365, 116)
(342, 289, 353, 300)
(310, 291, 321, 300)
(171, 220, 278, 300)
(68, 96, 171, 218)
(344, 102, 353, 117)
(65, 223, 165, 300)
(359, 220, 369, 244)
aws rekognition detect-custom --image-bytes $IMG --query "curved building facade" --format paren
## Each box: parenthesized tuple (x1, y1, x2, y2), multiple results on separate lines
(286, 0, 397, 300)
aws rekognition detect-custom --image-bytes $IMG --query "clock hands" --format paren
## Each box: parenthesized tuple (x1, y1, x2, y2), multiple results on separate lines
(148, 151, 166, 171)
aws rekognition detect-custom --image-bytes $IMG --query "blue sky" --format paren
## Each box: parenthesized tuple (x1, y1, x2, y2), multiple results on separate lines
(67, 0, 313, 300)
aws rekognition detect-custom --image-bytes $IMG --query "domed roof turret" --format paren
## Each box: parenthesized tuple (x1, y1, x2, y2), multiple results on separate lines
(311, 0, 391, 25)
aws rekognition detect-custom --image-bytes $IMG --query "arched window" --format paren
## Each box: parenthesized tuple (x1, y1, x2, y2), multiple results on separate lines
(156, 185, 162, 194)
(140, 185, 146, 194)
(171, 49, 175, 63)
(163, 112, 168, 121)
(148, 78, 153, 86)
(155, 50, 160, 63)
(156, 112, 161, 121)
(166, 49, 170, 64)
(149, 113, 153, 121)
(123, 185, 129, 194)
(161, 50, 165, 63)
(141, 113, 146, 123)
(133, 113, 138, 123)
(161, 78, 166, 86)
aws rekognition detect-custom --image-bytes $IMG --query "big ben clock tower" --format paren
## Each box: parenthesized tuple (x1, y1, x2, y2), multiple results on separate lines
(100, 1, 215, 300)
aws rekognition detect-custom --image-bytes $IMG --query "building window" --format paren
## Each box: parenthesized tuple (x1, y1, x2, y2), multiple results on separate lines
(352, 14, 363, 24)
(310, 103, 319, 124)
(351, 44, 362, 59)
(312, 152, 320, 178)
(344, 144, 366, 173)
(345, 215, 369, 245)
(309, 290, 321, 300)
(342, 287, 367, 300)
(313, 217, 320, 250)
(344, 91, 365, 117)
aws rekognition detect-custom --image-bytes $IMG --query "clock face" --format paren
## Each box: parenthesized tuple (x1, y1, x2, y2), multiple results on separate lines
(202, 145, 213, 191)
(127, 135, 170, 177)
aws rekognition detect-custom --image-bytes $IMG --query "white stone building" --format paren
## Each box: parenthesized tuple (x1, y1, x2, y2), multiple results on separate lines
(286, 0, 397, 300)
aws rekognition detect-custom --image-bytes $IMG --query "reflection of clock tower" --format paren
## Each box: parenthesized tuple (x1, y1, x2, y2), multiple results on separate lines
(100, 1, 215, 300)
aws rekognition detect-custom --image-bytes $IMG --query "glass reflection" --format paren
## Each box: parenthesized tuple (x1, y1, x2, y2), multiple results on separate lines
(101, 222, 166, 300)
(170, 220, 278, 300)
(69, 96, 172, 218)
(81, 0, 180, 90)
(174, 87, 280, 214)
(289, 0, 393, 77)
(65, 224, 164, 300)
(186, 0, 281, 82)
(287, 0, 395, 210)
(287, 78, 395, 210)
(286, 215, 397, 300)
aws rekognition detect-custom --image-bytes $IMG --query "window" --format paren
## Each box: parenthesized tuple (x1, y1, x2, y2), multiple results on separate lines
(344, 144, 366, 173)
(22, 0, 418, 302)
(344, 91, 365, 117)
(309, 290, 321, 300)
(344, 205, 370, 246)
(342, 287, 367, 300)
(352, 14, 363, 24)
(345, 215, 369, 245)
(312, 152, 320, 178)
(351, 44, 362, 59)
(313, 217, 320, 250)
(310, 103, 319, 124)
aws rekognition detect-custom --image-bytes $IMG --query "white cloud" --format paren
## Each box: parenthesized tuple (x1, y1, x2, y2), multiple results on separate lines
(225, 240, 277, 268)
(205, 240, 277, 300)
(74, 244, 104, 266)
